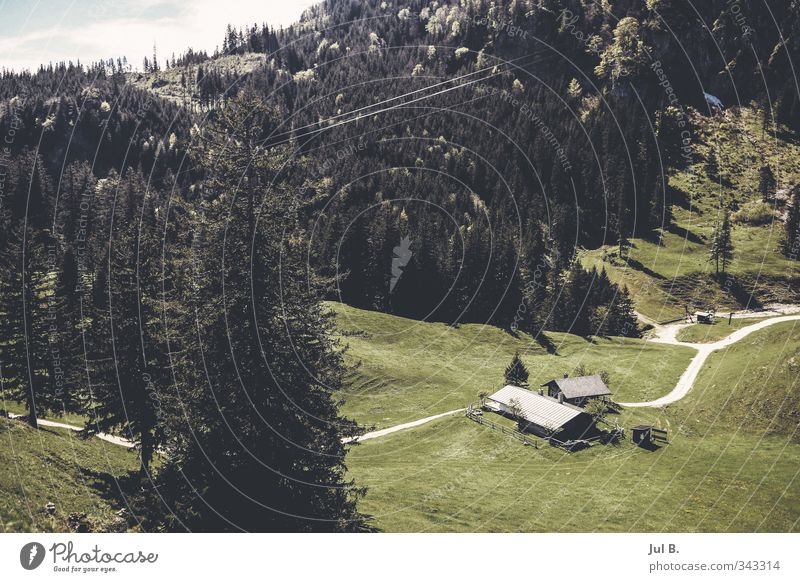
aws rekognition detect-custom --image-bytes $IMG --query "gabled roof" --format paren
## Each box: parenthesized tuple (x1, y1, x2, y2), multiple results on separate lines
(542, 375, 611, 399)
(486, 385, 585, 431)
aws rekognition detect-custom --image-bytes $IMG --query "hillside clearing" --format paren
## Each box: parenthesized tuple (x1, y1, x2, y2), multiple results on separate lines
(346, 322, 800, 532)
(331, 302, 694, 427)
(0, 417, 139, 532)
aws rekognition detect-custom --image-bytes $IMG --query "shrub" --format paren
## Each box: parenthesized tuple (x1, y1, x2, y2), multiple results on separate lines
(732, 200, 775, 225)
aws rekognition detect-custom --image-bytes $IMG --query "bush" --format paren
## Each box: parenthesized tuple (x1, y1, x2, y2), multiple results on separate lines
(732, 200, 775, 225)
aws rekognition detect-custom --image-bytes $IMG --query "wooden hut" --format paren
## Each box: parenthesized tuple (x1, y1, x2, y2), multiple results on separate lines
(541, 375, 611, 407)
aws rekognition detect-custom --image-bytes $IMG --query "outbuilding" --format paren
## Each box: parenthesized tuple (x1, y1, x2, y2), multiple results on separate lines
(695, 311, 714, 324)
(541, 375, 611, 407)
(484, 385, 596, 440)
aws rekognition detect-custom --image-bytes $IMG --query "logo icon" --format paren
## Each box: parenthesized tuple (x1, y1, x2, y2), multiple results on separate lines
(390, 236, 413, 293)
(20, 542, 46, 570)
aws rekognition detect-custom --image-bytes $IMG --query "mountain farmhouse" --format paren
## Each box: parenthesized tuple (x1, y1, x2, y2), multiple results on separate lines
(484, 385, 596, 441)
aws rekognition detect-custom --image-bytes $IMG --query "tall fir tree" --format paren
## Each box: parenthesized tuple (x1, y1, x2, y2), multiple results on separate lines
(782, 186, 800, 259)
(708, 209, 734, 275)
(759, 164, 777, 202)
(151, 92, 369, 531)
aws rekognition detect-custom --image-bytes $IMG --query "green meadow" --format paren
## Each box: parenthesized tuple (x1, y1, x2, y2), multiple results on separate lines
(339, 308, 800, 532)
(331, 302, 695, 427)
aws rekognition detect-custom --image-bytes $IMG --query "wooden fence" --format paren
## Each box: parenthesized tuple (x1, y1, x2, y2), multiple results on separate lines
(465, 408, 539, 448)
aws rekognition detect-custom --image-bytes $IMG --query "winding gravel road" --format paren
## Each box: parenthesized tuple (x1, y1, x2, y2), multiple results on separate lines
(620, 312, 800, 408)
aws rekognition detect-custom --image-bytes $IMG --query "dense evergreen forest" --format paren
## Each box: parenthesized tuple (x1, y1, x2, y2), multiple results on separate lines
(0, 0, 798, 530)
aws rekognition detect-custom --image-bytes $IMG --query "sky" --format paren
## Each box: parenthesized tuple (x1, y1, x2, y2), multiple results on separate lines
(0, 0, 318, 72)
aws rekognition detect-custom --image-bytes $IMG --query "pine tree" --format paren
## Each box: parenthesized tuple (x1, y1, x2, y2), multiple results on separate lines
(705, 148, 719, 182)
(151, 91, 369, 531)
(759, 164, 776, 202)
(709, 210, 734, 275)
(782, 186, 800, 259)
(504, 352, 529, 387)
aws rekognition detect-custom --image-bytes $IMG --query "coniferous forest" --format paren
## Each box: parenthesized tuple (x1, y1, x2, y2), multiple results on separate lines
(1, 0, 799, 531)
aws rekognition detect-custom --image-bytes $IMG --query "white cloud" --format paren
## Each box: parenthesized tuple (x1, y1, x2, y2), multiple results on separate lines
(0, 0, 318, 72)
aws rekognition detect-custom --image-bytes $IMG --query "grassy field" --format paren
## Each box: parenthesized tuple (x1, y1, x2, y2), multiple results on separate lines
(581, 108, 800, 322)
(0, 417, 139, 532)
(670, 320, 800, 435)
(331, 302, 695, 428)
(675, 317, 765, 343)
(345, 322, 800, 532)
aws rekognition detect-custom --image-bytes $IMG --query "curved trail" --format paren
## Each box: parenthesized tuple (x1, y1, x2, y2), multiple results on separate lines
(342, 409, 465, 444)
(620, 313, 800, 407)
(7, 414, 134, 448)
(9, 408, 468, 448)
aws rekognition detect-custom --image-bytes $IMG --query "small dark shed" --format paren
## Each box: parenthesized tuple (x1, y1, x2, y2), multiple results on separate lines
(695, 311, 714, 324)
(632, 425, 669, 447)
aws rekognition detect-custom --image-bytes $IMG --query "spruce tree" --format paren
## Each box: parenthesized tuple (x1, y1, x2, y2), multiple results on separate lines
(759, 164, 777, 202)
(608, 286, 640, 337)
(0, 225, 68, 426)
(782, 186, 800, 259)
(84, 173, 164, 479)
(504, 352, 529, 387)
(709, 210, 734, 275)
(152, 91, 369, 531)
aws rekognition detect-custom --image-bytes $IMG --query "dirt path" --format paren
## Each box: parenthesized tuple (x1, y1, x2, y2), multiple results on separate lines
(7, 414, 134, 448)
(10, 408, 467, 449)
(621, 313, 800, 408)
(342, 409, 465, 444)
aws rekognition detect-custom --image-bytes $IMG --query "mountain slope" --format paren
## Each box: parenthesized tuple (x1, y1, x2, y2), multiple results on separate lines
(583, 106, 800, 320)
(343, 319, 800, 532)
(0, 417, 138, 532)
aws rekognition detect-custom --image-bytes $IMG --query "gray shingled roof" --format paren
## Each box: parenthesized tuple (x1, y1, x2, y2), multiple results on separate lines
(485, 385, 584, 431)
(544, 375, 611, 399)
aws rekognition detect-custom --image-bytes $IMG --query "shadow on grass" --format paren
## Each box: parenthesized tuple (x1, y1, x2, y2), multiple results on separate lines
(668, 183, 695, 211)
(666, 222, 705, 245)
(621, 257, 667, 280)
(717, 274, 764, 311)
(635, 440, 663, 452)
(774, 129, 800, 146)
(78, 467, 139, 507)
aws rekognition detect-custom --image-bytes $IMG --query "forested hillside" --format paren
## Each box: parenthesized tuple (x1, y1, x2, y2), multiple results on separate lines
(1, 0, 798, 531)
